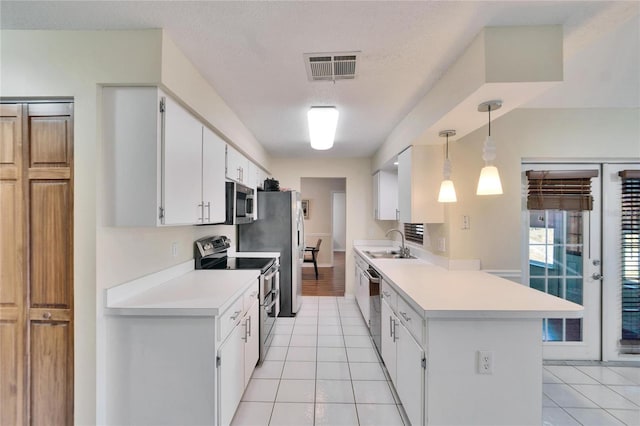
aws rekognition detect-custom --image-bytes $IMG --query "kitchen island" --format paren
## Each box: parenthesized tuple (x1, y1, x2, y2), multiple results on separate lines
(354, 245, 582, 426)
(104, 262, 261, 426)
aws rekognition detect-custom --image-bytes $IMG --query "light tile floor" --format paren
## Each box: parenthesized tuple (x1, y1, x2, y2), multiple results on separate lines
(232, 296, 640, 426)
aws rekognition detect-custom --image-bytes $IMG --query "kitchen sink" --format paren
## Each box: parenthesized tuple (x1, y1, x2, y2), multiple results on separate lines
(363, 250, 416, 259)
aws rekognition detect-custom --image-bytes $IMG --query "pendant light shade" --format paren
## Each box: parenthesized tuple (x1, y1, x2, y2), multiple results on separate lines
(438, 130, 457, 203)
(307, 106, 339, 150)
(476, 101, 503, 195)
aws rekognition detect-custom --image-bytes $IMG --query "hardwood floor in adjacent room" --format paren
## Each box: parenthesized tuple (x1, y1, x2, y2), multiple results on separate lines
(302, 251, 345, 296)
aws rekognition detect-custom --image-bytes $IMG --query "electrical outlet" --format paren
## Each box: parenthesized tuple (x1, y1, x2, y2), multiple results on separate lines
(171, 242, 178, 257)
(477, 350, 493, 374)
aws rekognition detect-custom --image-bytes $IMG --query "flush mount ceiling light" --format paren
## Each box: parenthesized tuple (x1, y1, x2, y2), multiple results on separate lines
(438, 130, 457, 203)
(307, 106, 339, 150)
(476, 100, 503, 196)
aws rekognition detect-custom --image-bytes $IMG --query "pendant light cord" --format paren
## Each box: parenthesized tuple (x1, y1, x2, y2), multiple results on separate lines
(445, 134, 449, 159)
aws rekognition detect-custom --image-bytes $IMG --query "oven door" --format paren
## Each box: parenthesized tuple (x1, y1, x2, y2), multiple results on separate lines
(259, 265, 279, 363)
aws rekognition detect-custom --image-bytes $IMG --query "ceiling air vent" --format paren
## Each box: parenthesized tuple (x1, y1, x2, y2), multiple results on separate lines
(304, 52, 360, 82)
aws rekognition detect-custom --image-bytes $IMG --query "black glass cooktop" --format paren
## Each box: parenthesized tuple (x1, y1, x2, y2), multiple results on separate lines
(198, 256, 274, 273)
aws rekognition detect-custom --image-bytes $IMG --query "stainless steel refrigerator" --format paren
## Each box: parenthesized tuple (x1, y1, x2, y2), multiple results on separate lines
(238, 191, 304, 316)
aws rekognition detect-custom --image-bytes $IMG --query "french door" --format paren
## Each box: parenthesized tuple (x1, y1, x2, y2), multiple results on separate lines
(602, 163, 640, 361)
(522, 163, 602, 360)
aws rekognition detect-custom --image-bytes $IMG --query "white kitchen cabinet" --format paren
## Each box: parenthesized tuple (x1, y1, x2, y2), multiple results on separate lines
(103, 86, 227, 226)
(217, 321, 244, 426)
(397, 145, 444, 224)
(354, 254, 370, 326)
(243, 298, 259, 387)
(381, 296, 425, 426)
(381, 298, 398, 383)
(373, 170, 398, 220)
(202, 126, 227, 223)
(226, 145, 249, 185)
(396, 320, 425, 426)
(217, 286, 259, 425)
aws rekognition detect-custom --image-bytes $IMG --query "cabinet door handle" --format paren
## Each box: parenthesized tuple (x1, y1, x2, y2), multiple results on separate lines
(392, 318, 398, 342)
(247, 316, 251, 337)
(396, 209, 400, 221)
(198, 202, 204, 222)
(43, 312, 52, 320)
(242, 318, 248, 342)
(389, 316, 394, 338)
(206, 202, 211, 222)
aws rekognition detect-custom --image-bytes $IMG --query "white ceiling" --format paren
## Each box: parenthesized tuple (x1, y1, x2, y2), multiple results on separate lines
(2, 1, 639, 158)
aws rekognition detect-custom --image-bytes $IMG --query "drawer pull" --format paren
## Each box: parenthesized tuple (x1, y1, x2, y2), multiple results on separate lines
(42, 312, 52, 320)
(230, 310, 241, 321)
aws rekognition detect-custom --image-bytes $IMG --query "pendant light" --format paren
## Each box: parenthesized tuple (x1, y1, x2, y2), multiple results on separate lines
(476, 100, 503, 195)
(307, 106, 339, 150)
(438, 130, 457, 203)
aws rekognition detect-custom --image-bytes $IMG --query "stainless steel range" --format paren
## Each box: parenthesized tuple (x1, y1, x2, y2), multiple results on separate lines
(194, 235, 279, 363)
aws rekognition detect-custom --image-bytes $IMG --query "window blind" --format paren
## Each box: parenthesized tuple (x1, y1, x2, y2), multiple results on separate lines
(526, 170, 599, 211)
(404, 223, 424, 244)
(619, 170, 640, 348)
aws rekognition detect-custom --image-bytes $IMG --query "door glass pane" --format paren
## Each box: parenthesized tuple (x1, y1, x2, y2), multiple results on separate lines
(546, 319, 564, 342)
(566, 319, 582, 342)
(529, 210, 585, 343)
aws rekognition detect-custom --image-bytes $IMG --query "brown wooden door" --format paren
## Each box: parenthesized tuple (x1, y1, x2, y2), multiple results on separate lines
(0, 104, 26, 426)
(0, 102, 74, 425)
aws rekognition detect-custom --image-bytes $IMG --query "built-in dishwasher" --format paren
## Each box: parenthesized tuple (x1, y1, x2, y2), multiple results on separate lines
(365, 266, 382, 354)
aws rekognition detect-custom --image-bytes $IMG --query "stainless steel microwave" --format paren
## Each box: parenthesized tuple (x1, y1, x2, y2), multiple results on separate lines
(225, 181, 254, 225)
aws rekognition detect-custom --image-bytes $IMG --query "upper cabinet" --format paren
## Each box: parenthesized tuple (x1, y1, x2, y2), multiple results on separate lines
(202, 127, 227, 224)
(373, 170, 398, 221)
(226, 145, 249, 185)
(103, 86, 226, 226)
(397, 145, 444, 224)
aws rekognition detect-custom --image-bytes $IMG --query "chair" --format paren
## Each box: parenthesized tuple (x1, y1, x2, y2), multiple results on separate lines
(304, 239, 322, 279)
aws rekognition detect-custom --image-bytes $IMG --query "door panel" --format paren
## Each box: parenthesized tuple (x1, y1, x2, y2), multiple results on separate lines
(162, 96, 203, 225)
(396, 323, 424, 426)
(30, 181, 72, 308)
(523, 163, 601, 360)
(0, 320, 21, 425)
(30, 321, 73, 426)
(218, 325, 244, 426)
(0, 104, 24, 425)
(381, 299, 397, 384)
(602, 163, 640, 361)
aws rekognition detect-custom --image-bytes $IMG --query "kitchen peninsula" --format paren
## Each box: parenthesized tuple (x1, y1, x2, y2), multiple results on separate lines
(353, 244, 583, 426)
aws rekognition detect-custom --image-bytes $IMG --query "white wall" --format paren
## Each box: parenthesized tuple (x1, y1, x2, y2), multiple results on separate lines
(333, 192, 347, 251)
(447, 108, 640, 270)
(271, 158, 390, 296)
(0, 29, 267, 424)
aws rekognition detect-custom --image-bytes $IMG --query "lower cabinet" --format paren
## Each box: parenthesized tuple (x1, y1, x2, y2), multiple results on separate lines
(218, 297, 259, 425)
(381, 298, 424, 426)
(355, 255, 370, 326)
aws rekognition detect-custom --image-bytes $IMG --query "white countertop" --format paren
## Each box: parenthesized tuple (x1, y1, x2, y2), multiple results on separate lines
(106, 268, 259, 317)
(354, 245, 583, 319)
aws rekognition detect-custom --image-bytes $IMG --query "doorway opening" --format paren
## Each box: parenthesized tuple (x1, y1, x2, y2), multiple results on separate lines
(300, 177, 346, 296)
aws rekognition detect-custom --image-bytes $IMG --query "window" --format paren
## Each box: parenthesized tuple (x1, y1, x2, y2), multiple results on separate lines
(404, 223, 424, 244)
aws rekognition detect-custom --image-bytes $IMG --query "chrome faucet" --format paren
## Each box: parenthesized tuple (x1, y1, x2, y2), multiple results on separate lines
(385, 229, 410, 258)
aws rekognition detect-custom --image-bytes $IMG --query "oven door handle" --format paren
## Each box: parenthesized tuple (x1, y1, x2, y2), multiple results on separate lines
(265, 289, 280, 309)
(263, 266, 280, 282)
